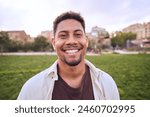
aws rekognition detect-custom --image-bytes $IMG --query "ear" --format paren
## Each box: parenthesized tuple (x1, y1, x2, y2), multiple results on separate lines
(51, 37, 56, 50)
(86, 36, 89, 48)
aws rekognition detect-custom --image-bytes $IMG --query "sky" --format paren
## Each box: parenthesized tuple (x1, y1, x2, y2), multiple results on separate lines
(0, 0, 150, 37)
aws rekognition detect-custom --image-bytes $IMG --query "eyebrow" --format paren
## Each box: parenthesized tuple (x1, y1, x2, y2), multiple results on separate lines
(74, 29, 83, 33)
(58, 29, 83, 34)
(58, 31, 68, 34)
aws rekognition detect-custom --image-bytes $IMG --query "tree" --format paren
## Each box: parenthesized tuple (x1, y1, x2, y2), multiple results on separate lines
(33, 36, 51, 51)
(111, 32, 136, 49)
(87, 39, 96, 51)
(0, 31, 10, 55)
(8, 40, 23, 52)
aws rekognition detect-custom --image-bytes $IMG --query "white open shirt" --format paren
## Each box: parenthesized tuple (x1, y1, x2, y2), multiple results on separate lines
(17, 60, 120, 100)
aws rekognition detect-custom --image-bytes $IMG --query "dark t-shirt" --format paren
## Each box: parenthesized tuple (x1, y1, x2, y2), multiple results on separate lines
(52, 65, 94, 100)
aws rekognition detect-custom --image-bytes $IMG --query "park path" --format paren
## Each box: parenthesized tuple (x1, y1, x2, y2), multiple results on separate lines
(1, 50, 150, 56)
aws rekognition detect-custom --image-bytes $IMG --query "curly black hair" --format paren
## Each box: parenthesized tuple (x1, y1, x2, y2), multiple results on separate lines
(53, 11, 85, 36)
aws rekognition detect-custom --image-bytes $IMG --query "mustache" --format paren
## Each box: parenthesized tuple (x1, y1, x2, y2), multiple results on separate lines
(62, 43, 84, 50)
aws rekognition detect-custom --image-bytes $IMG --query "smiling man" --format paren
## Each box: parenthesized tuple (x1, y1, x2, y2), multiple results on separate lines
(17, 11, 120, 100)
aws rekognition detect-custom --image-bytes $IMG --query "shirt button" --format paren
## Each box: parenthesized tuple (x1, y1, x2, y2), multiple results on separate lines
(49, 71, 55, 79)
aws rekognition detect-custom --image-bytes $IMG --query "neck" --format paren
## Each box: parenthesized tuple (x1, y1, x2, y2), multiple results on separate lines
(57, 59, 86, 88)
(58, 59, 86, 78)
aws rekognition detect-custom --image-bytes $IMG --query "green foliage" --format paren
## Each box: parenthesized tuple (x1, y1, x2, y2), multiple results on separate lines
(87, 39, 96, 51)
(0, 54, 150, 100)
(112, 32, 136, 48)
(0, 31, 11, 53)
(98, 31, 109, 39)
(22, 42, 34, 52)
(33, 36, 51, 51)
(0, 33, 54, 52)
(8, 40, 24, 52)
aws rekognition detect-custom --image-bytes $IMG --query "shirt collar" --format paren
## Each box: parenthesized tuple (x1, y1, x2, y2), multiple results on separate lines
(47, 60, 58, 80)
(47, 59, 98, 80)
(85, 59, 99, 77)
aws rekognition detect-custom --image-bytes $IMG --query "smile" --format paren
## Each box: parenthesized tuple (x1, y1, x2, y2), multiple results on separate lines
(65, 49, 80, 54)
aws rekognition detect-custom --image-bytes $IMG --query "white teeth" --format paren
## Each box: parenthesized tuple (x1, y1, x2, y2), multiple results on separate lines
(65, 50, 78, 54)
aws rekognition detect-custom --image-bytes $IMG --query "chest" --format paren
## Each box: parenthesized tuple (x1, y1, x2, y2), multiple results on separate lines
(52, 67, 94, 100)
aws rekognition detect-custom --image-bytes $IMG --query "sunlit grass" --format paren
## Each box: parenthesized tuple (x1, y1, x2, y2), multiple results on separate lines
(0, 54, 150, 99)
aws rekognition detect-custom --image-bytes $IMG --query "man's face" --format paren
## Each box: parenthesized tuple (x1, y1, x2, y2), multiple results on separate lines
(52, 19, 88, 66)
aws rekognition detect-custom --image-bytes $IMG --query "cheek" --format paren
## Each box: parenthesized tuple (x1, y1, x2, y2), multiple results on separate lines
(81, 40, 88, 48)
(54, 40, 65, 54)
(54, 40, 63, 48)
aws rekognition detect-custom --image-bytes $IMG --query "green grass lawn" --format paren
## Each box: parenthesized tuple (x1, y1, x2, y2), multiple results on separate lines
(0, 54, 150, 100)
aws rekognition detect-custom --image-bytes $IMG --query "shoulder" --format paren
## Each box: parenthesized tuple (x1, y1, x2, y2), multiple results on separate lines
(17, 68, 51, 100)
(97, 69, 120, 100)
(17, 61, 58, 100)
(85, 60, 119, 100)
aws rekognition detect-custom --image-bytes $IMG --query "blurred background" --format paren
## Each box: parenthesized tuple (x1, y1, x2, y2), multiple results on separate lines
(0, 0, 150, 99)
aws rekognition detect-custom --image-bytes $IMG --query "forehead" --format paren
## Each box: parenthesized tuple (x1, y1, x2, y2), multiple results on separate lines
(56, 19, 84, 33)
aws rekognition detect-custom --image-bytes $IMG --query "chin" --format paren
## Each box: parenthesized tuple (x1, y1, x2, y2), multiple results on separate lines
(64, 56, 82, 66)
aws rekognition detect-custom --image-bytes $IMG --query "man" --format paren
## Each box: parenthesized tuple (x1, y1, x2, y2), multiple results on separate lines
(17, 11, 120, 100)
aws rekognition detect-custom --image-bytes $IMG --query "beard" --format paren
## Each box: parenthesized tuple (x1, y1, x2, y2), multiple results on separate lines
(60, 43, 84, 66)
(63, 54, 82, 66)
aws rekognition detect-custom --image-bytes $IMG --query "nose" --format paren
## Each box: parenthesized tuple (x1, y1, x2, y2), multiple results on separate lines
(65, 35, 77, 45)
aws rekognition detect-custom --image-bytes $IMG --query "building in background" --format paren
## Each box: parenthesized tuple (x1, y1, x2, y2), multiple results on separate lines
(123, 22, 150, 40)
(6, 30, 33, 43)
(91, 26, 109, 39)
(122, 22, 150, 49)
(39, 30, 53, 42)
(86, 26, 111, 53)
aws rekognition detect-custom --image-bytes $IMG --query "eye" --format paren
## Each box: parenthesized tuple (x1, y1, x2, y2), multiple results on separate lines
(75, 33, 82, 38)
(59, 33, 68, 39)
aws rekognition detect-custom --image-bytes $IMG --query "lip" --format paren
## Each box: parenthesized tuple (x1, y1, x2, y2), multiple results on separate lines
(61, 44, 83, 54)
(65, 49, 80, 54)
